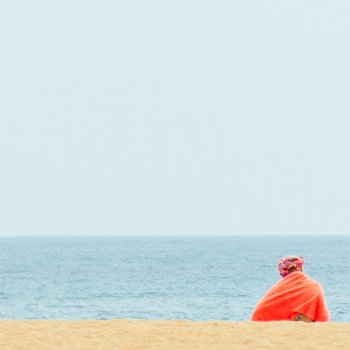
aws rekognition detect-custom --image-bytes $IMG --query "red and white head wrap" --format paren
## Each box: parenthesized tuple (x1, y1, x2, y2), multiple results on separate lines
(278, 256, 304, 278)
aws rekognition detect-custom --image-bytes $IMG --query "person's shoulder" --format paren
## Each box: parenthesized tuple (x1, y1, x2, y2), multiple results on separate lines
(305, 275, 325, 293)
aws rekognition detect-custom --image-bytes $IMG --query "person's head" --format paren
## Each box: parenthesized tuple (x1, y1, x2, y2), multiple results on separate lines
(278, 256, 304, 278)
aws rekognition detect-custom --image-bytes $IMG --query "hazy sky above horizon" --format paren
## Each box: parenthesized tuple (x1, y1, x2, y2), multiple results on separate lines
(1, 1, 349, 236)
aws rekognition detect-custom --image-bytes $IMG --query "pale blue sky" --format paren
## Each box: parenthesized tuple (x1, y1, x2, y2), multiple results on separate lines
(1, 1, 349, 235)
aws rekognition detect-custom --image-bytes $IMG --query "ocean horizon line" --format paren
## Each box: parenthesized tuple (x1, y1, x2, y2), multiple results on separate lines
(0, 233, 349, 239)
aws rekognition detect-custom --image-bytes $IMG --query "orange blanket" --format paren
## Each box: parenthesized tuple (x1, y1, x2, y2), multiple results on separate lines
(251, 272, 329, 322)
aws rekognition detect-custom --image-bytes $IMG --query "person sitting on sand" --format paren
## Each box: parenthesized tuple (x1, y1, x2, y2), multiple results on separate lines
(251, 256, 329, 322)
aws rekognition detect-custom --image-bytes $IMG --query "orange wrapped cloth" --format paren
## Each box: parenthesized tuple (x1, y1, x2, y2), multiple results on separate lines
(251, 271, 329, 322)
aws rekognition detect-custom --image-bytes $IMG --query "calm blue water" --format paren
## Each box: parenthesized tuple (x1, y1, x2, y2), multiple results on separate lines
(0, 236, 348, 321)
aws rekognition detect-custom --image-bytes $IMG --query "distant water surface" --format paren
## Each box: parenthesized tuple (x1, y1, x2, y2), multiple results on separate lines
(0, 236, 348, 321)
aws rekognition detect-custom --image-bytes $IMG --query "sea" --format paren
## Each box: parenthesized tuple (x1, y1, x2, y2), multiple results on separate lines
(0, 236, 348, 321)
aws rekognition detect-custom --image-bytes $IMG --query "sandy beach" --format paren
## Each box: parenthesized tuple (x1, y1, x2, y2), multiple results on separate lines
(1, 320, 350, 350)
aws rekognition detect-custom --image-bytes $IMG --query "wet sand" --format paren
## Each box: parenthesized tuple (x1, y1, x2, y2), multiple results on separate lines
(1, 320, 350, 349)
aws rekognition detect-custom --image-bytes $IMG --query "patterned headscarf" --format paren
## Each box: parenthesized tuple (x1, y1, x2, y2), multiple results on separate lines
(278, 256, 304, 278)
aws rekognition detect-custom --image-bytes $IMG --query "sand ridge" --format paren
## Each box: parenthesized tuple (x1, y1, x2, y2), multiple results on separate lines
(1, 320, 350, 350)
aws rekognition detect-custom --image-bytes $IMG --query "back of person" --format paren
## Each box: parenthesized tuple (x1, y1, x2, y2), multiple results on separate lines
(251, 256, 329, 322)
